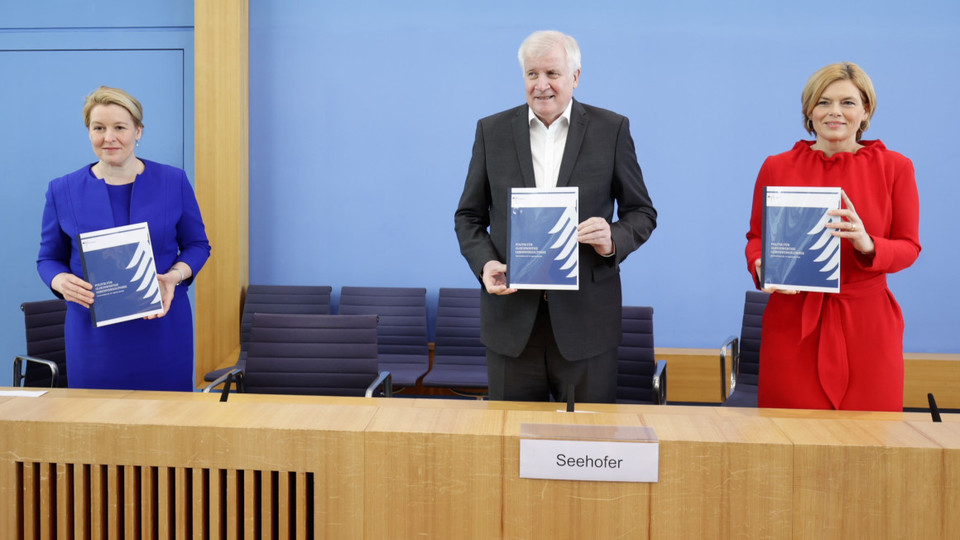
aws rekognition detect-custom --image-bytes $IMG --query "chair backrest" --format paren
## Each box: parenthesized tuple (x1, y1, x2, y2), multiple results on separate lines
(240, 285, 332, 352)
(737, 291, 770, 388)
(21, 299, 68, 387)
(617, 306, 659, 404)
(433, 287, 485, 366)
(242, 313, 379, 396)
(337, 286, 429, 360)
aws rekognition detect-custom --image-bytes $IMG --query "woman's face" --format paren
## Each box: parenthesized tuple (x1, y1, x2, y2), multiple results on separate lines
(88, 104, 142, 168)
(809, 79, 867, 149)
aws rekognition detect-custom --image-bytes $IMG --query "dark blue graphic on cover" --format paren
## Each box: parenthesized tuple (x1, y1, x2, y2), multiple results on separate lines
(79, 222, 164, 326)
(762, 187, 841, 293)
(507, 187, 579, 290)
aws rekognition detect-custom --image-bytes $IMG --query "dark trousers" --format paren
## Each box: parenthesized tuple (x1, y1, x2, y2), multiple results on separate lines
(486, 298, 618, 403)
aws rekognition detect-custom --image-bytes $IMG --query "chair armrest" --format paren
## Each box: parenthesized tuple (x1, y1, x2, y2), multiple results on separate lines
(202, 367, 243, 393)
(13, 356, 59, 388)
(366, 371, 393, 398)
(719, 335, 739, 401)
(652, 359, 667, 405)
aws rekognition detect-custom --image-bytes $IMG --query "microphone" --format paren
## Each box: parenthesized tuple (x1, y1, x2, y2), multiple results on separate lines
(927, 393, 941, 422)
(219, 373, 234, 402)
(566, 384, 575, 412)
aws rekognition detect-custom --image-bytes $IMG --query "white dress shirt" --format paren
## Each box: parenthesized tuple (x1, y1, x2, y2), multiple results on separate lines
(528, 100, 573, 189)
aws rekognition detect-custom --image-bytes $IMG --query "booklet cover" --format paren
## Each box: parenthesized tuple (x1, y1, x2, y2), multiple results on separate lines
(79, 222, 164, 327)
(507, 187, 579, 290)
(762, 186, 842, 293)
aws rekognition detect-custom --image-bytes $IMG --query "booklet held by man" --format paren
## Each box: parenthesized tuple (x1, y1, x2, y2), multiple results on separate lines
(79, 222, 164, 327)
(507, 187, 579, 290)
(762, 186, 842, 293)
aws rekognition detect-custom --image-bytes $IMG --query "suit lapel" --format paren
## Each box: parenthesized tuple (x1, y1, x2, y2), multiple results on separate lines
(128, 161, 153, 226)
(557, 99, 587, 188)
(512, 106, 536, 188)
(69, 167, 115, 232)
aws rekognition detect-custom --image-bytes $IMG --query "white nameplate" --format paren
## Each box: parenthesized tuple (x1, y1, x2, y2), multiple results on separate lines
(0, 390, 47, 397)
(519, 424, 659, 483)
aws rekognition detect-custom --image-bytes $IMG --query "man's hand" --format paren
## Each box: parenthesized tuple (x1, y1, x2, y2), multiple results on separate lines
(482, 260, 518, 295)
(577, 217, 615, 256)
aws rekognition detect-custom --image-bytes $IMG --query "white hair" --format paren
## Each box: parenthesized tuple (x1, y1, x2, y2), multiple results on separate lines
(517, 30, 581, 74)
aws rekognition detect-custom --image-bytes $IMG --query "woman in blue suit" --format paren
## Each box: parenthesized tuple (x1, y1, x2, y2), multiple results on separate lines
(37, 86, 211, 391)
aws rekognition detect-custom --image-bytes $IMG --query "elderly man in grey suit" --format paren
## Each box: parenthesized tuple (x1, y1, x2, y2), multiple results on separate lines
(455, 30, 657, 403)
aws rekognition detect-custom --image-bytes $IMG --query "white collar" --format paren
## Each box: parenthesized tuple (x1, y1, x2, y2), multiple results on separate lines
(528, 99, 573, 128)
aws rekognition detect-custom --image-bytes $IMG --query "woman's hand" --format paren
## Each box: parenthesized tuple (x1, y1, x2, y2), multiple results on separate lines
(755, 259, 798, 295)
(51, 272, 95, 307)
(144, 265, 191, 319)
(827, 191, 875, 255)
(144, 272, 177, 319)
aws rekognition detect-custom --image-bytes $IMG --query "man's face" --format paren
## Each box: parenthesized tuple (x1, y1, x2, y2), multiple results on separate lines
(524, 43, 579, 127)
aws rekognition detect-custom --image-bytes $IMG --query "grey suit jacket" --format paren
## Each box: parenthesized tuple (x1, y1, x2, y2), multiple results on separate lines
(454, 99, 657, 360)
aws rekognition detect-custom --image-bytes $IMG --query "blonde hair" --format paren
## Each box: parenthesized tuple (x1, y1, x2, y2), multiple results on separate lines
(801, 62, 876, 140)
(82, 86, 144, 128)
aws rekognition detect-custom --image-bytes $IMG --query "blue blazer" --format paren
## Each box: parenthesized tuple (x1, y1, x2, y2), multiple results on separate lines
(455, 99, 657, 360)
(37, 159, 210, 294)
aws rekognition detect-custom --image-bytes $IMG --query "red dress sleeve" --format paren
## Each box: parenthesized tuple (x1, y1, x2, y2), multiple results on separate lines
(745, 157, 773, 289)
(856, 153, 921, 273)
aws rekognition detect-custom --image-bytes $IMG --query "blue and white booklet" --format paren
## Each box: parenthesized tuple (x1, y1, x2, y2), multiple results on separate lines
(762, 186, 842, 293)
(507, 187, 579, 290)
(79, 222, 164, 326)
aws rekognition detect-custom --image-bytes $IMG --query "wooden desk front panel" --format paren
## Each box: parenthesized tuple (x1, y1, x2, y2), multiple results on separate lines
(642, 413, 794, 539)
(364, 407, 504, 539)
(1, 390, 958, 539)
(501, 410, 653, 539)
(774, 417, 944, 540)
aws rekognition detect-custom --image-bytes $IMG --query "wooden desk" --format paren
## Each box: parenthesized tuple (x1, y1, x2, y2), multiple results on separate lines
(1, 389, 957, 539)
(659, 347, 960, 408)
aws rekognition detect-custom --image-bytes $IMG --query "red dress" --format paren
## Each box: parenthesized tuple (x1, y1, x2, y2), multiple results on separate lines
(745, 140, 921, 411)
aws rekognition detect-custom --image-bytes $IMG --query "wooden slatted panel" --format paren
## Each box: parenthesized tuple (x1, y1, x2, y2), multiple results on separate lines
(175, 467, 190, 539)
(76, 464, 90, 539)
(192, 468, 206, 539)
(107, 465, 122, 539)
(225, 469, 241, 536)
(40, 462, 55, 538)
(261, 470, 273, 538)
(157, 467, 173, 540)
(13, 463, 318, 538)
(245, 470, 259, 537)
(278, 471, 291, 538)
(209, 468, 223, 539)
(91, 465, 107, 538)
(56, 463, 73, 540)
(296, 472, 309, 536)
(23, 463, 37, 539)
(143, 467, 157, 539)
(124, 466, 139, 538)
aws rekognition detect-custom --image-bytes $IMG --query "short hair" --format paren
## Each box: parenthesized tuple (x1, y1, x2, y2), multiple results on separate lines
(82, 86, 144, 128)
(517, 30, 581, 74)
(801, 62, 876, 140)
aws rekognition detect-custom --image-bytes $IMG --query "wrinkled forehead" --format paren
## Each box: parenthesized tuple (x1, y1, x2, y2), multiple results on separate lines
(523, 45, 569, 72)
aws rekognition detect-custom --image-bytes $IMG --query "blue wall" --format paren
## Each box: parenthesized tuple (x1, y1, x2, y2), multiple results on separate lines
(249, 1, 960, 351)
(0, 1, 193, 386)
(3, 1, 958, 386)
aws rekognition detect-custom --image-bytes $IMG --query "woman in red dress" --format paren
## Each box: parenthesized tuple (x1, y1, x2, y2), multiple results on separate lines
(745, 62, 921, 411)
